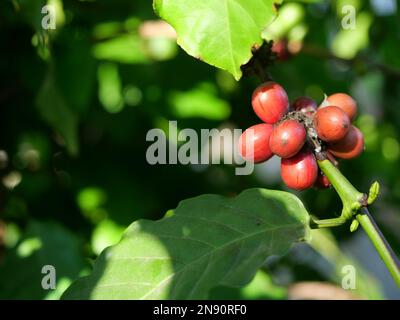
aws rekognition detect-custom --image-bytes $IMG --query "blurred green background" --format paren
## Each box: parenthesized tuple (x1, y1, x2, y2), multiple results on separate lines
(0, 0, 399, 299)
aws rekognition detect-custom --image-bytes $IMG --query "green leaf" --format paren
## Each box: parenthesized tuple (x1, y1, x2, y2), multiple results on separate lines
(93, 35, 149, 64)
(62, 188, 310, 300)
(210, 270, 287, 299)
(169, 82, 231, 120)
(91, 219, 125, 255)
(56, 36, 96, 115)
(14, 0, 47, 31)
(331, 12, 373, 59)
(153, 0, 281, 80)
(36, 67, 79, 155)
(0, 221, 86, 299)
(97, 62, 124, 113)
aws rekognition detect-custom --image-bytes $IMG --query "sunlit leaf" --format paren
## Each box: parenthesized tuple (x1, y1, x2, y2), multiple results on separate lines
(262, 2, 305, 40)
(153, 0, 282, 80)
(63, 188, 310, 299)
(91, 219, 125, 255)
(93, 35, 149, 64)
(169, 83, 231, 120)
(97, 63, 124, 113)
(331, 12, 373, 59)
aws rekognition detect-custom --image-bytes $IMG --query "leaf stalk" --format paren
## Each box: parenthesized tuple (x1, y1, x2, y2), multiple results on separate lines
(311, 155, 400, 287)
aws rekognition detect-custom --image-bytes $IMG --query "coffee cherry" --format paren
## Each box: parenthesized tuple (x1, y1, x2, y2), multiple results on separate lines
(327, 93, 357, 121)
(281, 150, 318, 191)
(269, 120, 306, 158)
(272, 39, 290, 61)
(314, 106, 350, 142)
(292, 96, 317, 116)
(314, 172, 331, 189)
(239, 123, 274, 163)
(252, 82, 289, 124)
(328, 126, 364, 159)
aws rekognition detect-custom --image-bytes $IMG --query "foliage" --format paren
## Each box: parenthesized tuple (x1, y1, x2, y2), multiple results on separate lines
(63, 189, 310, 299)
(154, 0, 281, 80)
(1, 0, 400, 299)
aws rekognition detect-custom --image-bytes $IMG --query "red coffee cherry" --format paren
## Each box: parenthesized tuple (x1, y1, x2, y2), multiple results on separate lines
(272, 39, 291, 61)
(269, 119, 306, 158)
(239, 123, 274, 163)
(251, 82, 289, 124)
(314, 172, 331, 189)
(281, 150, 318, 191)
(292, 96, 317, 116)
(314, 106, 350, 142)
(328, 126, 365, 159)
(327, 93, 357, 121)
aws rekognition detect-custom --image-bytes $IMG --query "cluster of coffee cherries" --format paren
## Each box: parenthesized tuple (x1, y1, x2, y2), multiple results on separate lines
(239, 82, 364, 191)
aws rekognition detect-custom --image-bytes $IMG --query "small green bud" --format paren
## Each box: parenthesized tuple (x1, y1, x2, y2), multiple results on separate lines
(350, 219, 359, 232)
(368, 181, 380, 205)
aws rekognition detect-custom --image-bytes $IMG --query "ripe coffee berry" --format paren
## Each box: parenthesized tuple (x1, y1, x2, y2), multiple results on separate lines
(314, 106, 350, 142)
(327, 93, 357, 121)
(270, 119, 306, 158)
(291, 96, 317, 116)
(281, 150, 318, 191)
(251, 82, 289, 124)
(272, 39, 290, 61)
(314, 172, 331, 189)
(239, 123, 274, 163)
(328, 126, 364, 159)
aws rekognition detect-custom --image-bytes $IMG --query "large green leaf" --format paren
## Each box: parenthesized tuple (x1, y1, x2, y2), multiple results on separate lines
(62, 188, 310, 299)
(0, 221, 86, 299)
(153, 0, 281, 80)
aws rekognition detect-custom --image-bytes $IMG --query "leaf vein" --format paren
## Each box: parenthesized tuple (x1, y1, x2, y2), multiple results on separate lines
(139, 222, 302, 299)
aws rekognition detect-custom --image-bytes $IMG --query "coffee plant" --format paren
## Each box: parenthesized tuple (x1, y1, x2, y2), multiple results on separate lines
(1, 0, 399, 300)
(62, 0, 399, 299)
